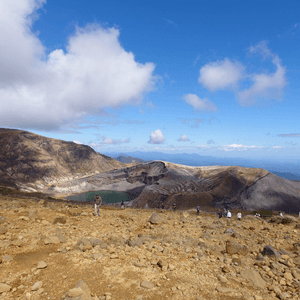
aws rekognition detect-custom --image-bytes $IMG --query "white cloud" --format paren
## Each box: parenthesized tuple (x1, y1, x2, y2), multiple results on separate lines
(0, 0, 156, 131)
(197, 145, 210, 149)
(238, 56, 287, 106)
(183, 94, 219, 112)
(272, 146, 284, 149)
(177, 135, 190, 142)
(221, 144, 264, 151)
(198, 58, 244, 92)
(198, 42, 287, 107)
(73, 140, 83, 144)
(102, 137, 130, 145)
(148, 129, 165, 144)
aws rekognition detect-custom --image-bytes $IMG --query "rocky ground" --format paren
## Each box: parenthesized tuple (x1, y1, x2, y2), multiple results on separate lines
(1, 195, 300, 300)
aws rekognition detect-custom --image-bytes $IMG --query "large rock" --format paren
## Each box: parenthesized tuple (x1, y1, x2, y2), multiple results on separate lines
(53, 216, 67, 224)
(148, 213, 165, 224)
(261, 245, 281, 258)
(64, 280, 92, 300)
(226, 240, 248, 255)
(0, 283, 11, 293)
(240, 269, 266, 289)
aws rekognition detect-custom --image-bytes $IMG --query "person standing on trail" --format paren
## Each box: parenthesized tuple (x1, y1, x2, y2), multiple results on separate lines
(161, 203, 164, 212)
(227, 210, 232, 218)
(93, 194, 102, 216)
(237, 212, 242, 221)
(121, 200, 125, 209)
(173, 203, 176, 212)
(218, 210, 222, 218)
(196, 205, 200, 216)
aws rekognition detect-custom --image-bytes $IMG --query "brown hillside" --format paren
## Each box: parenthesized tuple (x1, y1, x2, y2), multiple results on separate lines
(0, 128, 134, 193)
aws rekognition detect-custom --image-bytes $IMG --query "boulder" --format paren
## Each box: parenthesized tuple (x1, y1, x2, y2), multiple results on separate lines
(148, 213, 164, 225)
(240, 269, 266, 289)
(0, 227, 7, 234)
(53, 216, 67, 224)
(64, 280, 92, 300)
(37, 261, 47, 269)
(226, 240, 248, 255)
(261, 245, 281, 258)
(44, 236, 60, 245)
(140, 281, 154, 289)
(0, 283, 11, 293)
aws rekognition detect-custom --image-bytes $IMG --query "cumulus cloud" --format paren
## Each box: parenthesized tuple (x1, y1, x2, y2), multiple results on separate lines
(198, 59, 244, 92)
(148, 129, 165, 144)
(177, 135, 190, 142)
(277, 133, 300, 137)
(237, 57, 287, 106)
(198, 41, 287, 107)
(207, 139, 215, 144)
(73, 140, 83, 144)
(89, 136, 130, 147)
(183, 94, 219, 112)
(0, 0, 156, 131)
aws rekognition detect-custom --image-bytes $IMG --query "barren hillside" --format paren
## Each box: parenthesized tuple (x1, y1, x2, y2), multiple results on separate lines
(0, 128, 135, 193)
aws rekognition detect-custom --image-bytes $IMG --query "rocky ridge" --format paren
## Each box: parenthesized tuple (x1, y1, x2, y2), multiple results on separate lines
(0, 128, 135, 193)
(1, 195, 300, 299)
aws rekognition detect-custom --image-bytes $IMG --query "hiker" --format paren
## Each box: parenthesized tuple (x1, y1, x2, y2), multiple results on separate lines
(196, 205, 200, 215)
(227, 210, 231, 218)
(279, 212, 283, 218)
(161, 203, 164, 212)
(173, 203, 176, 212)
(255, 212, 261, 218)
(237, 212, 242, 221)
(223, 208, 227, 218)
(218, 211, 222, 218)
(93, 194, 102, 216)
(121, 200, 125, 209)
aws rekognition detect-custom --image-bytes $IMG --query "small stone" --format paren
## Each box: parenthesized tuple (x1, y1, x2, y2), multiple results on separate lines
(31, 281, 43, 291)
(222, 266, 230, 273)
(2, 255, 13, 262)
(168, 263, 176, 271)
(254, 295, 263, 300)
(140, 281, 154, 289)
(217, 274, 228, 283)
(157, 259, 167, 268)
(0, 283, 11, 293)
(37, 261, 47, 269)
(68, 287, 84, 297)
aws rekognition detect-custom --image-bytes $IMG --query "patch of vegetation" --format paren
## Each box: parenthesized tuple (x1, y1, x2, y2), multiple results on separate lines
(101, 154, 113, 160)
(0, 187, 14, 195)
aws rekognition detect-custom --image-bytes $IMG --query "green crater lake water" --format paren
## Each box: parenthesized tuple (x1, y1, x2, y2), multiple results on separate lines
(65, 190, 136, 203)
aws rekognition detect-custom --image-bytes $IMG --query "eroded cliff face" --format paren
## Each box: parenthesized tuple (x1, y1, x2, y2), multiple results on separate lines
(0, 128, 132, 192)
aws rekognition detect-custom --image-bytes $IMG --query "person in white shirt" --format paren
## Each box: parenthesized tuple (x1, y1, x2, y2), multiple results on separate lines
(237, 212, 242, 221)
(227, 210, 231, 218)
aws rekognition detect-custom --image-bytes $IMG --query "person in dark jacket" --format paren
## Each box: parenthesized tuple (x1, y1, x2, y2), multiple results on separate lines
(93, 194, 102, 216)
(196, 205, 200, 215)
(121, 200, 125, 209)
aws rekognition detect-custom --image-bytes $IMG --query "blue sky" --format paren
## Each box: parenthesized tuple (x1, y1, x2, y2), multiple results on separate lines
(1, 0, 300, 159)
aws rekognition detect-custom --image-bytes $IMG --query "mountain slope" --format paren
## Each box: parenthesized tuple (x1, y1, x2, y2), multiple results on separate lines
(0, 128, 133, 192)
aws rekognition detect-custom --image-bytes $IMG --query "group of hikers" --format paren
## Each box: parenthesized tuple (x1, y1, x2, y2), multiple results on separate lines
(92, 194, 291, 220)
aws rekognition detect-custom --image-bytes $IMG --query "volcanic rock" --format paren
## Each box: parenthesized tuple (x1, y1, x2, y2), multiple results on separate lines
(148, 213, 164, 224)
